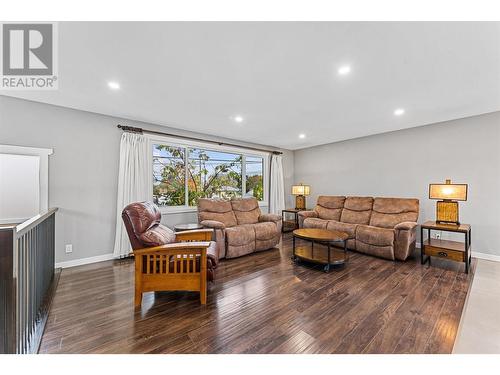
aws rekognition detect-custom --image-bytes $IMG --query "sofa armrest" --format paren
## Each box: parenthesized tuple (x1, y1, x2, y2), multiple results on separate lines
(175, 228, 213, 242)
(259, 213, 282, 223)
(297, 210, 318, 219)
(200, 220, 226, 230)
(297, 210, 318, 229)
(394, 221, 418, 231)
(394, 222, 418, 261)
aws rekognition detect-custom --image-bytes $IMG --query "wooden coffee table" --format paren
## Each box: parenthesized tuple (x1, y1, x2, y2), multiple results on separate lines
(292, 228, 349, 272)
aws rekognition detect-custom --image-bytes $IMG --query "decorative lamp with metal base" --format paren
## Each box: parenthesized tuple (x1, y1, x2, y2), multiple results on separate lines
(291, 183, 310, 210)
(428, 179, 468, 225)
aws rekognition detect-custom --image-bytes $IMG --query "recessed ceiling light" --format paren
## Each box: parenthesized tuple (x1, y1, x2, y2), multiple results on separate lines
(107, 81, 120, 90)
(233, 115, 244, 123)
(299, 133, 306, 139)
(338, 65, 351, 75)
(394, 108, 405, 116)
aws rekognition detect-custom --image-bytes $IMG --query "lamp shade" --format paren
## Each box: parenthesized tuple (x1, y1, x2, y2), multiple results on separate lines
(429, 181, 467, 201)
(291, 184, 310, 196)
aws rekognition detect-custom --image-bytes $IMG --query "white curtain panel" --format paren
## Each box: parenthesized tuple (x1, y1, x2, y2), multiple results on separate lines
(113, 132, 151, 258)
(269, 154, 285, 215)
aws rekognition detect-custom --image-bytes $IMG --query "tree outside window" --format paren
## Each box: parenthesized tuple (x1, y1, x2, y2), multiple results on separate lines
(187, 148, 242, 206)
(153, 144, 264, 207)
(153, 145, 185, 206)
(245, 156, 264, 201)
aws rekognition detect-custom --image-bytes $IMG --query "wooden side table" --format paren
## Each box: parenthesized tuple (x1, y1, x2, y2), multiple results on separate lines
(282, 208, 310, 233)
(174, 223, 204, 232)
(420, 220, 472, 273)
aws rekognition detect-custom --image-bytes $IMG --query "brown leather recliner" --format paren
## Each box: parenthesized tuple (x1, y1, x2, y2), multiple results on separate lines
(122, 202, 219, 281)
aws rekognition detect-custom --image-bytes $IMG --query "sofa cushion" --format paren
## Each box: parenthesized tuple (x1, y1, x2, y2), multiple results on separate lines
(303, 217, 328, 229)
(198, 198, 237, 227)
(226, 242, 255, 258)
(356, 225, 395, 260)
(356, 225, 394, 246)
(255, 237, 280, 252)
(355, 241, 395, 261)
(326, 220, 358, 239)
(314, 196, 346, 220)
(225, 224, 256, 246)
(340, 196, 373, 225)
(139, 224, 176, 247)
(231, 198, 261, 225)
(369, 197, 419, 229)
(254, 222, 278, 241)
(317, 195, 346, 209)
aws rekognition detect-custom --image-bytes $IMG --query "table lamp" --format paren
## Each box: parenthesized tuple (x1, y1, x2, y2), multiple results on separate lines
(291, 183, 310, 210)
(429, 179, 467, 225)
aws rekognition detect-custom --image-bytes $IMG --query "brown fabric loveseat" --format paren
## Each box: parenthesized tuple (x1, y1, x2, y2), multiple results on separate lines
(197, 197, 282, 259)
(298, 196, 419, 261)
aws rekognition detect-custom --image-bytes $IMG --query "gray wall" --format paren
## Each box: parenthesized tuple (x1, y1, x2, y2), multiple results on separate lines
(0, 95, 295, 263)
(4, 93, 496, 261)
(294, 111, 500, 257)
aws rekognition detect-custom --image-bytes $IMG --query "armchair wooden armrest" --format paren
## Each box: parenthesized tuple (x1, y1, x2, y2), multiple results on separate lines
(133, 241, 211, 306)
(174, 228, 213, 242)
(133, 241, 211, 254)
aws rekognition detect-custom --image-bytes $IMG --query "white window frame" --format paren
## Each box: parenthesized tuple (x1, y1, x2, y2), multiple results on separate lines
(148, 134, 269, 213)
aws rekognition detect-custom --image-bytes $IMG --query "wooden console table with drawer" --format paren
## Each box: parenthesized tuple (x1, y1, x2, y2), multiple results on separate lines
(420, 220, 471, 273)
(282, 208, 310, 233)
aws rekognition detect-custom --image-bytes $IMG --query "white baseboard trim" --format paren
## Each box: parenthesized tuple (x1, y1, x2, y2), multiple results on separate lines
(471, 251, 500, 262)
(55, 253, 115, 269)
(417, 243, 500, 263)
(54, 247, 500, 269)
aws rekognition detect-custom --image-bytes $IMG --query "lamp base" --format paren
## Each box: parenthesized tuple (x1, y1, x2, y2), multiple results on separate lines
(436, 200, 459, 225)
(295, 195, 306, 210)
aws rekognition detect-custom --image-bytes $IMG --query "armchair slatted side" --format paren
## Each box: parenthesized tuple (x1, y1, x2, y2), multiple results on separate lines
(134, 242, 209, 305)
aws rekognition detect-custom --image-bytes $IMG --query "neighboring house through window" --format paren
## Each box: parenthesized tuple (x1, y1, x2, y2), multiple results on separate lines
(151, 136, 268, 211)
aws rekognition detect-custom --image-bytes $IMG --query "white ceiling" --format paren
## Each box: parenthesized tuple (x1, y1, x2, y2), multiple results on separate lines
(2, 22, 500, 150)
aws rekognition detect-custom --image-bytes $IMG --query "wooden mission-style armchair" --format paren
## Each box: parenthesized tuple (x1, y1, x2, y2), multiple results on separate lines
(122, 202, 218, 306)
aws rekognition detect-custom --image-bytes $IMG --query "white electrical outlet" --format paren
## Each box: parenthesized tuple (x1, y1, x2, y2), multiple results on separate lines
(65, 244, 73, 253)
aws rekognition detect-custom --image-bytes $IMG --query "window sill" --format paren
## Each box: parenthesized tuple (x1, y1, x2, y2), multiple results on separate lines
(159, 202, 269, 215)
(159, 206, 198, 215)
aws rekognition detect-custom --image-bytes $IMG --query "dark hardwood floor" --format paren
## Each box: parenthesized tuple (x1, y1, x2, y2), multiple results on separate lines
(39, 233, 475, 354)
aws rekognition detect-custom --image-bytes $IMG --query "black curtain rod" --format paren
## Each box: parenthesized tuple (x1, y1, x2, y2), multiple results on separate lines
(117, 124, 283, 155)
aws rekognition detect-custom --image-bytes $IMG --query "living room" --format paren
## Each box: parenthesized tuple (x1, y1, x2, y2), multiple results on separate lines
(1, 1, 500, 373)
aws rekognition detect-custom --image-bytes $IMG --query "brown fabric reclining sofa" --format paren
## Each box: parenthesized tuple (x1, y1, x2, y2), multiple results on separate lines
(298, 196, 419, 261)
(197, 197, 282, 259)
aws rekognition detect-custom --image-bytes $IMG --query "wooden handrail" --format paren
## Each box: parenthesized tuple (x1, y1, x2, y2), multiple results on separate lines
(15, 207, 58, 236)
